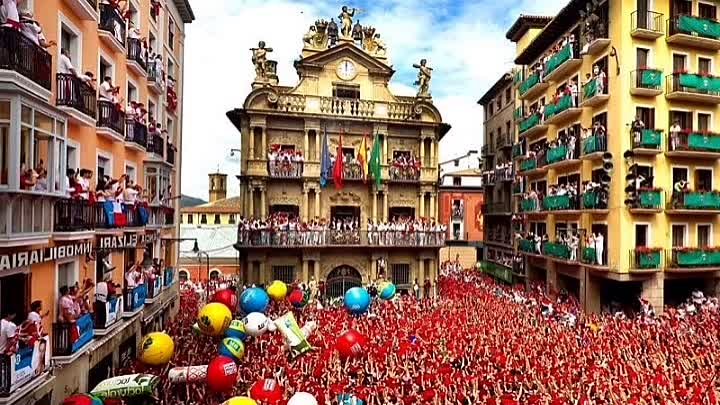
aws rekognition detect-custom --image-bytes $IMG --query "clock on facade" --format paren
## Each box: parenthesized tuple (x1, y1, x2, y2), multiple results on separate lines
(336, 60, 357, 81)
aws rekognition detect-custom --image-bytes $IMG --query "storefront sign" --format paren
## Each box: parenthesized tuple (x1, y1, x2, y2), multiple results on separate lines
(90, 374, 159, 399)
(1, 338, 51, 395)
(72, 314, 95, 353)
(98, 233, 158, 250)
(0, 242, 93, 272)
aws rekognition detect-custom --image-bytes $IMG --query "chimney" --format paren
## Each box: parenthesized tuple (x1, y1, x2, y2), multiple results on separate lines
(208, 172, 228, 203)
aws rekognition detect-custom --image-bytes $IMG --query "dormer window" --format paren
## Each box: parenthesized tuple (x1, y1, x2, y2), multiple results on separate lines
(333, 84, 360, 99)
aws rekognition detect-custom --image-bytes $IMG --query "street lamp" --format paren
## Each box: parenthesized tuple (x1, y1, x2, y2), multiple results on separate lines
(197, 251, 210, 281)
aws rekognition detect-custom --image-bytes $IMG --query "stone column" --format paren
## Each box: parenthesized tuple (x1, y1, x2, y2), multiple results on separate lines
(419, 192, 425, 218)
(371, 258, 377, 280)
(315, 189, 321, 218)
(429, 193, 436, 218)
(302, 260, 309, 283)
(260, 127, 267, 159)
(302, 189, 309, 221)
(304, 130, 309, 159)
(383, 191, 389, 221)
(248, 128, 255, 160)
(313, 260, 320, 281)
(259, 262, 266, 285)
(247, 186, 255, 218)
(316, 131, 321, 161)
(260, 187, 266, 218)
(429, 258, 436, 296)
(382, 134, 388, 163)
(417, 258, 425, 297)
(372, 191, 378, 222)
(429, 139, 435, 167)
(419, 137, 425, 168)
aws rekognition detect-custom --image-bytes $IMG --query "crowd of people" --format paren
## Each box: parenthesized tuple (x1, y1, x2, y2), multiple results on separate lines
(115, 264, 720, 405)
(1, 3, 56, 49)
(483, 162, 513, 184)
(268, 147, 305, 177)
(236, 214, 447, 247)
(519, 230, 607, 265)
(389, 153, 420, 181)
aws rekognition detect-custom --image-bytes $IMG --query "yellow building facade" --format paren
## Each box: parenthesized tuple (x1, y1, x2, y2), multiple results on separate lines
(511, 0, 720, 313)
(227, 13, 449, 296)
(0, 1, 193, 403)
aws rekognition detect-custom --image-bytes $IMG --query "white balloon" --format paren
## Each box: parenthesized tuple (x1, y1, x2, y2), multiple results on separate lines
(243, 312, 269, 337)
(267, 321, 277, 332)
(288, 392, 318, 405)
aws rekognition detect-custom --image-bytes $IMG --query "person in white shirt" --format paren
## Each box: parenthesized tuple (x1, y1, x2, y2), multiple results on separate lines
(1, 0, 21, 30)
(0, 311, 18, 354)
(99, 76, 114, 101)
(126, 264, 141, 288)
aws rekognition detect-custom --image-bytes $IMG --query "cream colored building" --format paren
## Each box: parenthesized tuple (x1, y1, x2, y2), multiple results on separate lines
(227, 15, 450, 296)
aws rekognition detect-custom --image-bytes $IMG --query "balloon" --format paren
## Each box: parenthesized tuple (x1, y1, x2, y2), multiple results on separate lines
(206, 356, 238, 393)
(225, 319, 248, 341)
(336, 330, 367, 359)
(288, 392, 318, 405)
(378, 281, 397, 300)
(240, 287, 270, 314)
(62, 394, 104, 405)
(344, 287, 371, 314)
(266, 280, 288, 301)
(274, 312, 313, 358)
(249, 378, 284, 404)
(198, 303, 233, 336)
(168, 365, 208, 383)
(219, 337, 245, 363)
(139, 332, 175, 366)
(91, 374, 159, 399)
(212, 289, 238, 312)
(222, 397, 258, 405)
(242, 312, 270, 337)
(287, 288, 310, 308)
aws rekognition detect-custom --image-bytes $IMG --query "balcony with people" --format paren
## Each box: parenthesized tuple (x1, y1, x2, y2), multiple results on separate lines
(579, 230, 608, 269)
(579, 65, 609, 107)
(517, 143, 548, 176)
(55, 71, 97, 125)
(543, 89, 582, 127)
(0, 25, 52, 100)
(542, 231, 581, 264)
(519, 189, 544, 217)
(630, 68, 664, 96)
(167, 76, 178, 114)
(667, 247, 720, 272)
(581, 122, 608, 159)
(580, 182, 609, 212)
(518, 234, 543, 257)
(629, 247, 663, 272)
(268, 146, 304, 179)
(98, 2, 127, 53)
(482, 171, 495, 188)
(145, 260, 166, 304)
(97, 79, 126, 141)
(665, 71, 720, 103)
(542, 182, 581, 214)
(542, 36, 582, 83)
(545, 135, 581, 170)
(666, 13, 720, 50)
(518, 110, 547, 139)
(125, 101, 149, 151)
(667, 125, 720, 158)
(518, 70, 548, 100)
(93, 273, 124, 335)
(53, 281, 95, 363)
(485, 224, 512, 248)
(148, 130, 165, 159)
(235, 214, 447, 248)
(123, 260, 148, 316)
(494, 162, 513, 183)
(630, 116, 662, 154)
(512, 142, 525, 160)
(126, 35, 148, 76)
(388, 152, 420, 183)
(667, 186, 720, 214)
(147, 54, 165, 94)
(630, 10, 664, 40)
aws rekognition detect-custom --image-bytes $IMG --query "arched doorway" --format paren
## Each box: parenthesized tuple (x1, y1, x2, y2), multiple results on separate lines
(209, 269, 221, 280)
(326, 266, 362, 298)
(179, 270, 189, 282)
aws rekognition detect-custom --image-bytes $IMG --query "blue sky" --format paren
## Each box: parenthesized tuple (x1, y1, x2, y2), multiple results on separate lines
(180, 0, 567, 199)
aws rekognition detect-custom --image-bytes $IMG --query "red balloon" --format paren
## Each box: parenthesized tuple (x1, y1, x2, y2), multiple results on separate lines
(287, 288, 305, 308)
(335, 330, 367, 359)
(249, 378, 284, 404)
(212, 289, 237, 312)
(206, 356, 238, 393)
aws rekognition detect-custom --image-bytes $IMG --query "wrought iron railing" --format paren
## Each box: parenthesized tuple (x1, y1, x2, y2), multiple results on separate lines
(125, 119, 148, 148)
(99, 3, 127, 46)
(56, 74, 97, 117)
(236, 230, 446, 248)
(126, 38, 147, 69)
(0, 27, 52, 90)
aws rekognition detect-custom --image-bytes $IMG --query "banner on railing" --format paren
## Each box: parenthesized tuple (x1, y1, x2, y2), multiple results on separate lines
(163, 268, 175, 287)
(2, 338, 50, 395)
(96, 296, 123, 329)
(126, 284, 148, 312)
(149, 276, 163, 299)
(72, 314, 95, 353)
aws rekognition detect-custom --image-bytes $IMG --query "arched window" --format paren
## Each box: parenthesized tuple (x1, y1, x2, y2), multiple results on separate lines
(178, 270, 189, 282)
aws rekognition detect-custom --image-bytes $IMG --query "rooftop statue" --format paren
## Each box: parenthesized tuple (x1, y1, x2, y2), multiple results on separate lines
(250, 41, 274, 82)
(413, 59, 433, 98)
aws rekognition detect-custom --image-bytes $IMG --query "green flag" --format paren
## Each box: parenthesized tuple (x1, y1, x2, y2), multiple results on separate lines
(369, 133, 382, 186)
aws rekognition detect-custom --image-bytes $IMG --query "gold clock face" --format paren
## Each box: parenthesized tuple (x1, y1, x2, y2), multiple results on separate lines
(336, 60, 358, 81)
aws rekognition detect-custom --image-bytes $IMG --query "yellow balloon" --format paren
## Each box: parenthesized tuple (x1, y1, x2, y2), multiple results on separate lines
(197, 302, 233, 336)
(266, 280, 288, 301)
(139, 332, 175, 366)
(222, 396, 258, 405)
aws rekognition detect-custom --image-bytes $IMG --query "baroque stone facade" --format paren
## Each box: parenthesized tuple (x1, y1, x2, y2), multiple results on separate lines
(227, 12, 450, 296)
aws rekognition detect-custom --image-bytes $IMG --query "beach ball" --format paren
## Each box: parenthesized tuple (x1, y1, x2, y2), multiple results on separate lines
(344, 287, 371, 314)
(219, 337, 245, 363)
(288, 288, 309, 308)
(206, 356, 238, 393)
(266, 281, 288, 301)
(249, 378, 284, 404)
(288, 392, 318, 405)
(225, 319, 248, 341)
(240, 288, 270, 314)
(242, 312, 269, 337)
(212, 289, 238, 312)
(62, 394, 104, 405)
(336, 329, 367, 359)
(198, 302, 233, 336)
(222, 397, 258, 405)
(139, 332, 175, 366)
(378, 281, 397, 300)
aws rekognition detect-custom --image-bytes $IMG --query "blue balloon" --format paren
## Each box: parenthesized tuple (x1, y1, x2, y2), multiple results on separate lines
(240, 287, 270, 314)
(344, 287, 371, 315)
(378, 282, 397, 300)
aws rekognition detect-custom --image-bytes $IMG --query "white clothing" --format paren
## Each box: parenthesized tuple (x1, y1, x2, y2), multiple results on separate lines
(99, 81, 113, 100)
(0, 319, 18, 353)
(1, 0, 18, 24)
(95, 281, 109, 303)
(59, 53, 75, 75)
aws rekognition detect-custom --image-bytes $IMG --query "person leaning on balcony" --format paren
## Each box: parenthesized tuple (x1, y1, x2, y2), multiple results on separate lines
(57, 286, 78, 323)
(631, 115, 645, 146)
(0, 0, 22, 30)
(99, 76, 113, 101)
(670, 119, 682, 151)
(19, 11, 55, 49)
(593, 120, 607, 151)
(672, 179, 689, 208)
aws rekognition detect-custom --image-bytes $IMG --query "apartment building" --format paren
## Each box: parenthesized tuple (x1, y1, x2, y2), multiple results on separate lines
(512, 0, 720, 313)
(0, 0, 193, 403)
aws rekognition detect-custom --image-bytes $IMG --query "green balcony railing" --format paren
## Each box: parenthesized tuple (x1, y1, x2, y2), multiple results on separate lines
(582, 134, 606, 155)
(638, 190, 662, 209)
(682, 191, 720, 210)
(519, 113, 542, 134)
(673, 15, 720, 40)
(632, 68, 663, 90)
(631, 249, 662, 269)
(544, 95, 574, 120)
(687, 132, 720, 152)
(632, 129, 662, 149)
(547, 145, 568, 164)
(582, 191, 603, 209)
(520, 198, 538, 212)
(519, 158, 537, 172)
(581, 247, 597, 264)
(671, 248, 720, 268)
(543, 44, 573, 76)
(543, 242, 571, 260)
(512, 143, 524, 159)
(669, 72, 720, 95)
(542, 194, 572, 211)
(519, 72, 541, 96)
(519, 239, 536, 253)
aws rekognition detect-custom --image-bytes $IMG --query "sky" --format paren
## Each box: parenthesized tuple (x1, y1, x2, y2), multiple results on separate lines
(180, 0, 568, 200)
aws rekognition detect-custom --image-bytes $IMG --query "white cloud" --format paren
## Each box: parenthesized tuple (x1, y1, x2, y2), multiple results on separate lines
(181, 0, 566, 199)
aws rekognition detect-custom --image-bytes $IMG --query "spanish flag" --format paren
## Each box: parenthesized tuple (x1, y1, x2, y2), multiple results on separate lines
(358, 133, 369, 182)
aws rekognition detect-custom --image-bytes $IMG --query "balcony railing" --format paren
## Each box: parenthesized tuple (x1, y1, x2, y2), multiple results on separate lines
(494, 167, 513, 182)
(486, 202, 511, 214)
(581, 133, 607, 156)
(166, 144, 176, 165)
(147, 275, 164, 301)
(54, 198, 96, 232)
(581, 191, 608, 210)
(668, 191, 720, 211)
(631, 129, 662, 150)
(544, 94, 577, 122)
(543, 242, 572, 261)
(52, 313, 94, 357)
(519, 239, 537, 254)
(542, 194, 579, 211)
(123, 284, 148, 313)
(512, 143, 524, 159)
(542, 42, 580, 80)
(236, 230, 446, 248)
(126, 38, 147, 70)
(519, 72, 541, 97)
(319, 97, 375, 117)
(164, 267, 176, 288)
(519, 155, 545, 172)
(481, 144, 494, 157)
(630, 248, 662, 270)
(519, 113, 542, 136)
(632, 189, 663, 210)
(667, 15, 720, 41)
(56, 74, 97, 117)
(99, 3, 127, 47)
(0, 27, 52, 91)
(93, 295, 123, 330)
(97, 100, 125, 135)
(482, 172, 496, 186)
(96, 202, 153, 228)
(125, 119, 148, 148)
(342, 162, 365, 181)
(668, 247, 720, 269)
(666, 72, 720, 98)
(581, 77, 608, 103)
(520, 198, 539, 213)
(631, 10, 664, 36)
(389, 164, 420, 182)
(630, 69, 663, 92)
(546, 144, 570, 165)
(148, 133, 165, 157)
(496, 133, 512, 150)
(668, 130, 720, 154)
